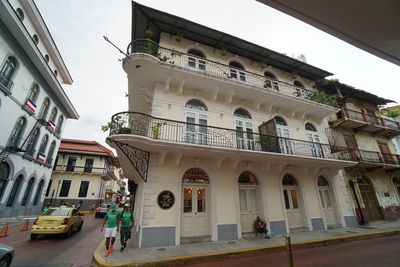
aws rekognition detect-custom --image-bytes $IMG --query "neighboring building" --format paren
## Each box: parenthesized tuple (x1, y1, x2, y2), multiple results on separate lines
(44, 139, 116, 210)
(0, 0, 78, 218)
(322, 81, 400, 223)
(392, 116, 400, 154)
(106, 2, 361, 248)
(105, 158, 127, 204)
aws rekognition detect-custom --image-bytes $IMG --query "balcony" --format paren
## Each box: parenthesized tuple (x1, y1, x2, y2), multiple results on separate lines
(53, 165, 115, 179)
(0, 71, 14, 95)
(330, 108, 400, 137)
(125, 39, 339, 120)
(354, 149, 400, 170)
(108, 112, 358, 166)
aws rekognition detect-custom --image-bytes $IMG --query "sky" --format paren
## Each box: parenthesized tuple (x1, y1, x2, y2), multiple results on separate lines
(35, 0, 400, 149)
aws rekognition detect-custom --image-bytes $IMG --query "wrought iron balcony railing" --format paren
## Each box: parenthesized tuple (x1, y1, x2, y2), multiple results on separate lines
(127, 39, 338, 107)
(0, 71, 14, 95)
(53, 165, 115, 176)
(109, 112, 357, 162)
(337, 108, 400, 131)
(357, 149, 400, 166)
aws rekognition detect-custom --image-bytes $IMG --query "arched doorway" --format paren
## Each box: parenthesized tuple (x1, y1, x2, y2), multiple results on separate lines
(181, 168, 209, 237)
(356, 174, 383, 221)
(282, 174, 305, 228)
(317, 176, 338, 226)
(238, 171, 260, 233)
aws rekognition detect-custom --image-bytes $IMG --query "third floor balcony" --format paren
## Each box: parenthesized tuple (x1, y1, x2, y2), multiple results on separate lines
(53, 165, 115, 180)
(330, 108, 400, 138)
(124, 39, 339, 121)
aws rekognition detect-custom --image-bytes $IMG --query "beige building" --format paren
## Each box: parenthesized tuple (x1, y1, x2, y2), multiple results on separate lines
(106, 2, 361, 248)
(44, 139, 116, 210)
(322, 81, 400, 223)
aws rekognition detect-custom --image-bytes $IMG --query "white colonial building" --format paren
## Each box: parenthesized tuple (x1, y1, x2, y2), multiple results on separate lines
(106, 2, 359, 248)
(0, 0, 78, 218)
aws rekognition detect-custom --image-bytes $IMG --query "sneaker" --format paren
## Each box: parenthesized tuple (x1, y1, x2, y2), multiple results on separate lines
(104, 250, 110, 257)
(124, 242, 127, 248)
(120, 247, 124, 252)
(110, 245, 114, 252)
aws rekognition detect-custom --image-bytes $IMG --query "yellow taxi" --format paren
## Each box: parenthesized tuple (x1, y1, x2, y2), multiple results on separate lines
(31, 206, 83, 239)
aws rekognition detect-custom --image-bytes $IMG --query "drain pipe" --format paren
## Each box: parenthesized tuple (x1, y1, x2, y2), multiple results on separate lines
(349, 180, 368, 225)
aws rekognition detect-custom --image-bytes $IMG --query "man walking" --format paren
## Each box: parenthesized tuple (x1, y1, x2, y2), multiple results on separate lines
(119, 203, 134, 251)
(101, 204, 120, 257)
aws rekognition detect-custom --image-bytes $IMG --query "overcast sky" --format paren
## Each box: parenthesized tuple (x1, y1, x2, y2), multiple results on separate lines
(35, 0, 400, 148)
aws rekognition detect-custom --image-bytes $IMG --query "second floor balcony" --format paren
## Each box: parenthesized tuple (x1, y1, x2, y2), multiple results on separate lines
(330, 108, 400, 138)
(354, 149, 400, 170)
(53, 165, 115, 179)
(107, 112, 358, 167)
(125, 39, 339, 121)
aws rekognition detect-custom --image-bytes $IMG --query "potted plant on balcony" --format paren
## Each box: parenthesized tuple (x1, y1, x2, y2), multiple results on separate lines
(256, 135, 270, 152)
(175, 33, 183, 42)
(151, 122, 166, 139)
(145, 29, 153, 39)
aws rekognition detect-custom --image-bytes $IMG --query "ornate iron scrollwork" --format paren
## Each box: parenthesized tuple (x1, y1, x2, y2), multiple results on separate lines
(108, 139, 149, 183)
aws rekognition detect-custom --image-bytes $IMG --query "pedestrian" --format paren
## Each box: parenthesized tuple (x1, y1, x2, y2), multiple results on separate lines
(119, 203, 134, 251)
(100, 204, 120, 257)
(77, 201, 82, 210)
(254, 216, 270, 239)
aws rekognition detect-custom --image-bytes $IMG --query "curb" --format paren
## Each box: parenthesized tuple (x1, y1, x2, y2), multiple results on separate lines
(93, 229, 400, 267)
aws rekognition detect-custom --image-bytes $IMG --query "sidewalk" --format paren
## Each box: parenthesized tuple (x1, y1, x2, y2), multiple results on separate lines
(0, 215, 37, 228)
(93, 220, 400, 267)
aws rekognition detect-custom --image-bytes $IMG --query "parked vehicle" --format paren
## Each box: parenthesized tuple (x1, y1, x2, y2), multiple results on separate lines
(95, 203, 110, 218)
(0, 244, 14, 267)
(31, 206, 83, 239)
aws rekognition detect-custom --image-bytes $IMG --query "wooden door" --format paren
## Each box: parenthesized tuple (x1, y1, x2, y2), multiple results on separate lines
(182, 186, 209, 237)
(344, 135, 359, 160)
(239, 187, 258, 232)
(358, 179, 383, 222)
(283, 188, 304, 228)
(258, 119, 280, 153)
(378, 142, 394, 164)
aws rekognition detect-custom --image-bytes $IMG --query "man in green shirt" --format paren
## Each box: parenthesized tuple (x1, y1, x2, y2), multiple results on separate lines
(101, 204, 120, 257)
(119, 203, 134, 251)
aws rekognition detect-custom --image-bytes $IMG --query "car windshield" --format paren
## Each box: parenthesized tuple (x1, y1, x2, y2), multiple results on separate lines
(42, 209, 70, 216)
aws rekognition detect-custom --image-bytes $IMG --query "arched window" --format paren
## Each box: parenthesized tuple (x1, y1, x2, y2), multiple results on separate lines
(0, 163, 10, 200)
(56, 116, 64, 135)
(187, 49, 206, 70)
(264, 71, 279, 91)
(44, 55, 50, 63)
(27, 83, 40, 103)
(33, 179, 45, 206)
(185, 99, 208, 111)
(182, 168, 209, 184)
(21, 177, 35, 206)
(49, 107, 58, 123)
(305, 123, 317, 132)
(294, 80, 304, 88)
(46, 141, 57, 164)
(238, 171, 258, 185)
(38, 98, 50, 119)
(6, 175, 23, 207)
(317, 176, 329, 186)
(7, 117, 26, 147)
(229, 61, 246, 81)
(282, 174, 297, 186)
(37, 135, 49, 158)
(16, 8, 24, 21)
(25, 128, 40, 157)
(274, 116, 287, 126)
(234, 108, 252, 119)
(0, 56, 17, 89)
(32, 34, 39, 45)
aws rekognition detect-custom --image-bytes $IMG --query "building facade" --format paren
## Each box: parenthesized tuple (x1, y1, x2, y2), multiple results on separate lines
(322, 81, 400, 223)
(44, 139, 116, 210)
(104, 2, 363, 248)
(0, 0, 78, 218)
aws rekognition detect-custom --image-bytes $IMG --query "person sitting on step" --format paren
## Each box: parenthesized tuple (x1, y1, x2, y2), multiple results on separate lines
(254, 216, 270, 239)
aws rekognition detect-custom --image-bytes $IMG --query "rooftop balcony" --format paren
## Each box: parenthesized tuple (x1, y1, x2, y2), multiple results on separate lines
(107, 112, 357, 173)
(125, 39, 338, 121)
(330, 108, 400, 138)
(53, 165, 115, 180)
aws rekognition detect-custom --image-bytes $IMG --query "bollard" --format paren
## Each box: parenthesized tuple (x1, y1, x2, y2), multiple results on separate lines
(285, 235, 294, 267)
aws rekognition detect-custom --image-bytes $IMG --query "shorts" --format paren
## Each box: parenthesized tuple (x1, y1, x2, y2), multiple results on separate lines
(120, 227, 131, 241)
(104, 227, 117, 238)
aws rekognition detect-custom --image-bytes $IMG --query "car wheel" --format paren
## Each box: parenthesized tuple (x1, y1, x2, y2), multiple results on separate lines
(64, 227, 73, 237)
(77, 222, 83, 231)
(0, 254, 11, 267)
(30, 233, 38, 240)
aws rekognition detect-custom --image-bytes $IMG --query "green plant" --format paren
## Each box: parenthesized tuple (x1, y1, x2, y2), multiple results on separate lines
(308, 91, 339, 107)
(381, 107, 400, 118)
(151, 122, 165, 139)
(144, 40, 157, 56)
